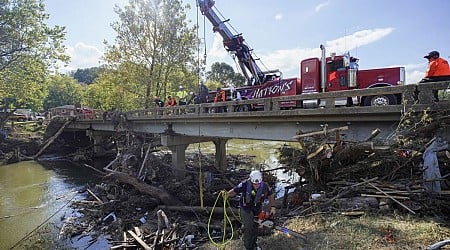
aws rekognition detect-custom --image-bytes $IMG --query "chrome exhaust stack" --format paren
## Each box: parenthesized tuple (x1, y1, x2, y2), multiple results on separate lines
(320, 44, 326, 92)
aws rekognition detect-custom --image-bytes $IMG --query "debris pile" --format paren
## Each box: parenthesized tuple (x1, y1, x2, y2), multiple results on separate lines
(58, 108, 450, 248)
(278, 108, 450, 218)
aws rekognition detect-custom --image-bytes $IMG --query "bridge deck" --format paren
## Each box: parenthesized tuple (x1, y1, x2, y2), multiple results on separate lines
(64, 81, 449, 142)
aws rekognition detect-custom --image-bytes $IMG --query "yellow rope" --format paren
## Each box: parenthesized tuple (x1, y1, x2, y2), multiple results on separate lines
(207, 190, 234, 248)
(198, 143, 204, 208)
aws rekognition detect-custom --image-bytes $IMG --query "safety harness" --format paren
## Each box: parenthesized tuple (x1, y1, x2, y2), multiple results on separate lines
(243, 180, 265, 207)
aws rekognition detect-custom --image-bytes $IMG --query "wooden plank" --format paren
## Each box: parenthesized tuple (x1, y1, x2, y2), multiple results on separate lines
(361, 194, 410, 200)
(127, 230, 151, 250)
(294, 126, 349, 139)
(86, 188, 103, 204)
(362, 178, 416, 214)
(134, 226, 142, 238)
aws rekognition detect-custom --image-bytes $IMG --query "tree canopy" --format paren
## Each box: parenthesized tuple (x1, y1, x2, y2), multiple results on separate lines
(43, 74, 85, 110)
(94, 0, 199, 110)
(71, 67, 103, 84)
(0, 0, 68, 111)
(206, 62, 246, 87)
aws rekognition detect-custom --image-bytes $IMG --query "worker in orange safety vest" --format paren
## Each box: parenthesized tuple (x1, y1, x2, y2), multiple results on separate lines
(420, 50, 450, 101)
(165, 96, 177, 107)
(214, 87, 226, 112)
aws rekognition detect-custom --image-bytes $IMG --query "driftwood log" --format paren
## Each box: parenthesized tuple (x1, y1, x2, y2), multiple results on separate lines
(33, 118, 73, 159)
(105, 170, 184, 206)
(157, 205, 239, 215)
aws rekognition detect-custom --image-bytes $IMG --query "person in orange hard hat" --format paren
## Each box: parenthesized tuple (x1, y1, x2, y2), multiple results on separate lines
(419, 51, 450, 101)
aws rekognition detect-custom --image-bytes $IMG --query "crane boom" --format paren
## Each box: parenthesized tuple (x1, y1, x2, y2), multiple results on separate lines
(197, 0, 279, 85)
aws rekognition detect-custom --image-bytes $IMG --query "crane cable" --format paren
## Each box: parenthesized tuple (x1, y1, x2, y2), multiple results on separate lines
(207, 190, 235, 248)
(196, 0, 205, 210)
(197, 3, 235, 247)
(196, 1, 206, 211)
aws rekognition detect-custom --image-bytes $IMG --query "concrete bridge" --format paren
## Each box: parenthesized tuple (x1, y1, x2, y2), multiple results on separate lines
(58, 81, 450, 178)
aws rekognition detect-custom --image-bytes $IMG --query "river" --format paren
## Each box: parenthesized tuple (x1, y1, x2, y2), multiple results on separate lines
(0, 139, 299, 249)
(0, 159, 110, 249)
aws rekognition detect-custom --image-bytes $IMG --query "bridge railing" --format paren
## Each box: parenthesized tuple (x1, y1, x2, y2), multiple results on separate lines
(75, 81, 449, 121)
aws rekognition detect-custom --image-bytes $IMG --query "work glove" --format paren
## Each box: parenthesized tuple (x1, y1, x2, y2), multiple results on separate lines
(270, 206, 276, 216)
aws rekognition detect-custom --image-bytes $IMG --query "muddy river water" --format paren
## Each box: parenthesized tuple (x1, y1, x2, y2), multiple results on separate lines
(0, 139, 299, 249)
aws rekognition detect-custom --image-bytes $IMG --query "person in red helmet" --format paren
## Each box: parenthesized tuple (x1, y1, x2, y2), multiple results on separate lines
(419, 51, 450, 101)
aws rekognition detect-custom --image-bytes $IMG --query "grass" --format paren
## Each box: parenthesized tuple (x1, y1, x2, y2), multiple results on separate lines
(5, 120, 46, 139)
(200, 212, 450, 250)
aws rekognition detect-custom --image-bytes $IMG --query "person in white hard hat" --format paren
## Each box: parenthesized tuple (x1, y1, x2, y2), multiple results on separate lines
(227, 170, 276, 250)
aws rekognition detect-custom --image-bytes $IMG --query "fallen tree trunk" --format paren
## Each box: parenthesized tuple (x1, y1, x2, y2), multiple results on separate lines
(105, 170, 183, 206)
(33, 118, 73, 159)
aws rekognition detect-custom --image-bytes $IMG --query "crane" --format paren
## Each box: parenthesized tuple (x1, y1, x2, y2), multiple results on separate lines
(197, 0, 280, 86)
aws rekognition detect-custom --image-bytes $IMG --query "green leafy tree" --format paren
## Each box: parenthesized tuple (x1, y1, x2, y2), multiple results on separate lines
(0, 0, 68, 129)
(84, 62, 147, 111)
(43, 74, 84, 110)
(101, 0, 199, 110)
(71, 67, 103, 84)
(206, 62, 246, 87)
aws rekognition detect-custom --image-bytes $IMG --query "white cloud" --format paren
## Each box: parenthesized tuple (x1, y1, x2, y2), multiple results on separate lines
(62, 42, 104, 72)
(207, 34, 228, 60)
(315, 1, 330, 12)
(254, 28, 394, 77)
(385, 62, 428, 84)
(402, 63, 427, 84)
(275, 13, 283, 20)
(325, 28, 395, 54)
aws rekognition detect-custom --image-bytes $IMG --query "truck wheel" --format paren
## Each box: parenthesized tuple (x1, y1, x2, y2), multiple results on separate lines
(235, 104, 250, 112)
(363, 94, 397, 106)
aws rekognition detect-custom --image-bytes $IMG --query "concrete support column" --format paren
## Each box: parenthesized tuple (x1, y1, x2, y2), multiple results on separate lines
(161, 135, 221, 179)
(167, 144, 189, 179)
(213, 138, 228, 172)
(161, 134, 211, 180)
(87, 130, 107, 157)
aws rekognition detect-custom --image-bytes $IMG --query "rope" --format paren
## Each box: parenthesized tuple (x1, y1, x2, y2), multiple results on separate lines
(207, 190, 234, 248)
(198, 143, 204, 208)
(196, 2, 205, 210)
(9, 191, 79, 249)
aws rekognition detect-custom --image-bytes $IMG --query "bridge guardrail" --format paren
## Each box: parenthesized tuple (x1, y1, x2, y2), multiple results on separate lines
(72, 81, 449, 122)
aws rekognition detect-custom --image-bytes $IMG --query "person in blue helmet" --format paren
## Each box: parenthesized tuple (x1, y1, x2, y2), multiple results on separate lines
(227, 170, 276, 250)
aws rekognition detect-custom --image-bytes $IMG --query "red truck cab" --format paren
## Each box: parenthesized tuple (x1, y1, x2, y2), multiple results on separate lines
(301, 46, 405, 106)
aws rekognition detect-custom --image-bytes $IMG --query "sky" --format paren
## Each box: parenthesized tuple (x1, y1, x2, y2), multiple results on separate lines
(44, 0, 450, 84)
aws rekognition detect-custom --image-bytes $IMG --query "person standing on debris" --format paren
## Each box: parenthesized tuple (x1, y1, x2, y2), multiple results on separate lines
(419, 51, 450, 101)
(422, 137, 448, 193)
(227, 170, 276, 250)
